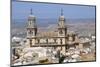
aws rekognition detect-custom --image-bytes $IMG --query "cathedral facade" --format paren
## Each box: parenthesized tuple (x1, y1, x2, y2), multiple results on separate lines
(25, 9, 80, 55)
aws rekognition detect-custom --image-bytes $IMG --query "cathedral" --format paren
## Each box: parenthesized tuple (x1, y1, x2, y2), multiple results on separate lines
(25, 9, 80, 55)
(11, 9, 95, 65)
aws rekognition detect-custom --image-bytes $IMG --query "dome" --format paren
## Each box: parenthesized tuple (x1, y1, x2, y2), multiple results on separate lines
(29, 15, 35, 18)
(60, 15, 65, 18)
(59, 15, 65, 21)
(28, 15, 36, 21)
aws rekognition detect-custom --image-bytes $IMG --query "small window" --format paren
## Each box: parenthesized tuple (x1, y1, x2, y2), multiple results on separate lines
(29, 30, 33, 34)
(60, 39, 62, 44)
(59, 30, 63, 34)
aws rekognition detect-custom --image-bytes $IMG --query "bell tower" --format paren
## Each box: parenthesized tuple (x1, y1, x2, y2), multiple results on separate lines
(58, 9, 67, 37)
(26, 9, 37, 47)
(57, 9, 67, 55)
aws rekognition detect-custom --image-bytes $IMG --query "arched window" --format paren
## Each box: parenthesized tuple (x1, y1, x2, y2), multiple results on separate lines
(60, 39, 62, 44)
(29, 30, 33, 34)
(30, 39, 32, 46)
(59, 30, 63, 34)
(37, 39, 40, 44)
(54, 39, 56, 43)
(46, 39, 48, 44)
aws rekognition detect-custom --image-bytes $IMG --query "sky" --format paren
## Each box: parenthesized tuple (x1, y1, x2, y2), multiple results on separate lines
(12, 1, 96, 19)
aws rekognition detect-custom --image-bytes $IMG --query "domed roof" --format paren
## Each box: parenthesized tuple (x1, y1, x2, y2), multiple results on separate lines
(28, 15, 36, 20)
(29, 15, 35, 18)
(60, 15, 65, 18)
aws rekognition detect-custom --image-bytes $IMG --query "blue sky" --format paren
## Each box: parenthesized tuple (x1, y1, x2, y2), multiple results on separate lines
(12, 1, 96, 19)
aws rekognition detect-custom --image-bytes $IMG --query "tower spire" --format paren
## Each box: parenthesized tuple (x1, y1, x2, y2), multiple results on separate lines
(30, 8, 33, 15)
(61, 8, 63, 16)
